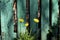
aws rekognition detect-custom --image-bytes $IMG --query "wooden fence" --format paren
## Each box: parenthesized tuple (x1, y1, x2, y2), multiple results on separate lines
(0, 0, 59, 40)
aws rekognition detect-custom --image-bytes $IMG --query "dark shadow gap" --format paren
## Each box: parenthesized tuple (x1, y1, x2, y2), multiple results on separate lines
(49, 0, 52, 29)
(58, 0, 60, 40)
(13, 0, 17, 40)
(13, 0, 17, 33)
(36, 0, 41, 40)
(26, 0, 30, 33)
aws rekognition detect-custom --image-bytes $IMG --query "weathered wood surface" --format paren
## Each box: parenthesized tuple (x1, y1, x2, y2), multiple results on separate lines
(30, 1, 39, 40)
(17, 0, 26, 38)
(0, 0, 59, 40)
(52, 0, 59, 26)
(1, 0, 14, 40)
(51, 0, 59, 39)
(41, 0, 49, 40)
(30, 0, 38, 40)
(41, 0, 58, 40)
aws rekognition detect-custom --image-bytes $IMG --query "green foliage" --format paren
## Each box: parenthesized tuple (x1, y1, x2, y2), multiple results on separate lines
(19, 30, 35, 40)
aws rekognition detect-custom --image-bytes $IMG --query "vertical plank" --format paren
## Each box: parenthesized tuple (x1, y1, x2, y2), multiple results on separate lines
(52, 0, 59, 26)
(30, 0, 38, 37)
(41, 0, 49, 40)
(17, 0, 26, 38)
(1, 0, 14, 40)
(52, 0, 59, 40)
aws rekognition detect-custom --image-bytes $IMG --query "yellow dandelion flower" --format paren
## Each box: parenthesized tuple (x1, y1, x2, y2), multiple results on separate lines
(33, 18, 39, 23)
(25, 22, 29, 27)
(19, 18, 24, 23)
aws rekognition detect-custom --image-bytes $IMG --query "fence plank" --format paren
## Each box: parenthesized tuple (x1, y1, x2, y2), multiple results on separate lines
(30, 0, 38, 37)
(41, 0, 49, 40)
(51, 0, 59, 40)
(17, 0, 26, 38)
(52, 0, 59, 26)
(1, 0, 14, 40)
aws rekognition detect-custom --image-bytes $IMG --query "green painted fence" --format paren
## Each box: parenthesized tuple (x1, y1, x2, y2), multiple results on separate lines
(0, 0, 59, 40)
(30, 0, 38, 36)
(41, 0, 49, 40)
(1, 0, 14, 40)
(17, 0, 26, 38)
